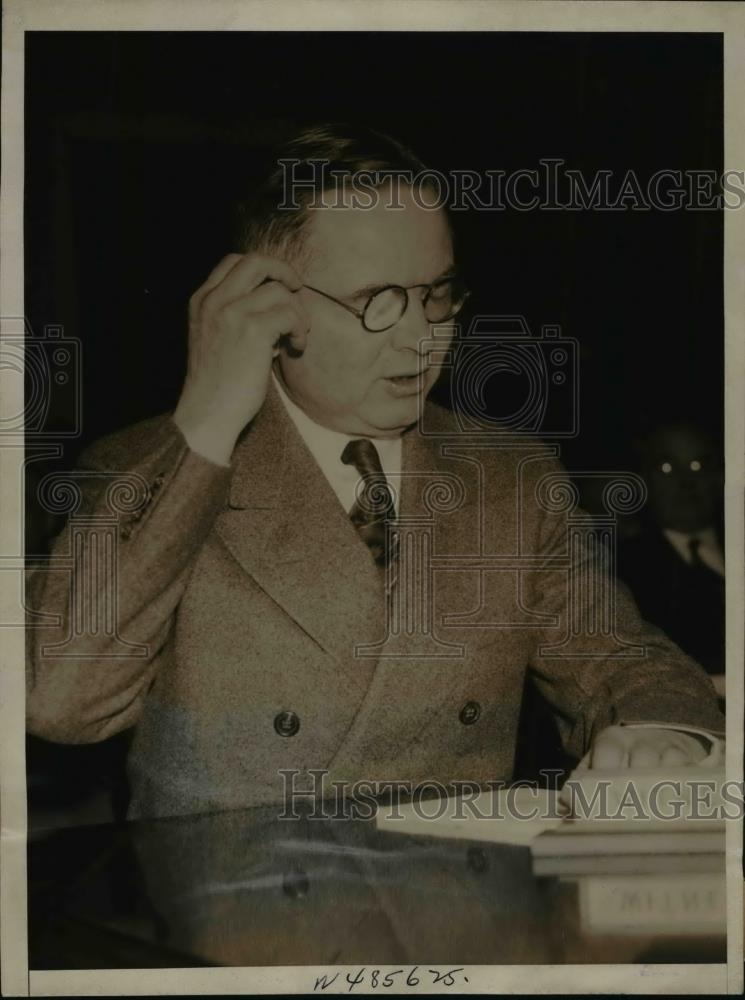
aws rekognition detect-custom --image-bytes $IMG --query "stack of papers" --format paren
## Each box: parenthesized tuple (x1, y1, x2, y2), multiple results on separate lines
(530, 763, 727, 876)
(375, 764, 729, 873)
(375, 787, 564, 846)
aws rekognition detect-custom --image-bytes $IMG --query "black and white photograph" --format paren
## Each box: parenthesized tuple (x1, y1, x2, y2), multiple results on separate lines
(1, 0, 743, 995)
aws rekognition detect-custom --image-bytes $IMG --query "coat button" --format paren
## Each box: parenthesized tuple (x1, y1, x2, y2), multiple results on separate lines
(274, 710, 300, 738)
(282, 864, 309, 899)
(459, 701, 481, 725)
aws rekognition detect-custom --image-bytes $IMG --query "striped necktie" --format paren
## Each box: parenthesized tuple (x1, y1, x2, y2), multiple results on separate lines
(341, 438, 397, 570)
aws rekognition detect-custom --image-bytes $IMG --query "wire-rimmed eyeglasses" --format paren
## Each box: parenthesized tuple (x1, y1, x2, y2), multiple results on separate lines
(302, 276, 470, 333)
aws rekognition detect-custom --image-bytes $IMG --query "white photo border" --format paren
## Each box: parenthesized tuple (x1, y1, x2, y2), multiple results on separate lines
(2, 1, 743, 995)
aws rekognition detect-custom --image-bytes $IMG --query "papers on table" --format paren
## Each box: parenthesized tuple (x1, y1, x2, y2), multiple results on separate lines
(375, 786, 565, 846)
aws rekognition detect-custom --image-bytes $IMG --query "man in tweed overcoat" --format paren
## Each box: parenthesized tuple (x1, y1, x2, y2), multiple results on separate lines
(26, 126, 724, 819)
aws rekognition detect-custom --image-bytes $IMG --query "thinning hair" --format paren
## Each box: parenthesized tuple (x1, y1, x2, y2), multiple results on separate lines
(233, 123, 431, 265)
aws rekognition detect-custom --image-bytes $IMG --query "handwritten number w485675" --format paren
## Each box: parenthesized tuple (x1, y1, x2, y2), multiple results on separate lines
(313, 966, 468, 991)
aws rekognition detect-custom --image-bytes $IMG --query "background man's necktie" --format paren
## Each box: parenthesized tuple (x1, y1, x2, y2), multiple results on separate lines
(688, 536, 703, 568)
(341, 439, 397, 569)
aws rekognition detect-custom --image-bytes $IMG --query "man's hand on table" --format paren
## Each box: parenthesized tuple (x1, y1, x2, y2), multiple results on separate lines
(585, 724, 713, 769)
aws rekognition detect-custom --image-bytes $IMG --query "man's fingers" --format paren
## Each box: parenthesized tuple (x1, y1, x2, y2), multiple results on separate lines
(235, 281, 302, 316)
(590, 734, 627, 768)
(628, 742, 662, 768)
(189, 253, 245, 319)
(590, 726, 711, 770)
(178, 252, 310, 454)
(669, 733, 709, 764)
(223, 283, 310, 348)
(198, 255, 304, 317)
(256, 304, 310, 352)
(660, 745, 688, 765)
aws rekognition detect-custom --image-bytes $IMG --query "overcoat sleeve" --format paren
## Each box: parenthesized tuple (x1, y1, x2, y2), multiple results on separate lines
(26, 416, 232, 743)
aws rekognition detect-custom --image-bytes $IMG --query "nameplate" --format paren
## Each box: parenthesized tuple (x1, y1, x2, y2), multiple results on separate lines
(579, 873, 726, 935)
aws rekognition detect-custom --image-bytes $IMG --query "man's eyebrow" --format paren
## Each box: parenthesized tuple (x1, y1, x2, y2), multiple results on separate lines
(349, 266, 457, 301)
(348, 281, 390, 301)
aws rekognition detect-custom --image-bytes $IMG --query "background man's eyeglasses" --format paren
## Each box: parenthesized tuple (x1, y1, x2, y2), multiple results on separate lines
(303, 277, 470, 333)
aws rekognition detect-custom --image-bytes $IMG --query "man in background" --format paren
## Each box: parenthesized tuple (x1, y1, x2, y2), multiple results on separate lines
(619, 420, 725, 695)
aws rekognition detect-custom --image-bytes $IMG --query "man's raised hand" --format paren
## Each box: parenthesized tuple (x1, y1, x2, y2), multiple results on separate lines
(173, 253, 310, 465)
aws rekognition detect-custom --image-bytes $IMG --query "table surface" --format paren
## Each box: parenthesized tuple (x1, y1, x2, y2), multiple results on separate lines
(28, 804, 727, 969)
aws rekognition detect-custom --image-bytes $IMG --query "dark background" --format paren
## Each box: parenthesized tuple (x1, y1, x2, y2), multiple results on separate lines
(24, 31, 724, 826)
(26, 30, 723, 469)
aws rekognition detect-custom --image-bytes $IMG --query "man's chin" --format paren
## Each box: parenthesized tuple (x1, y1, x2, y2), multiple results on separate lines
(365, 394, 426, 436)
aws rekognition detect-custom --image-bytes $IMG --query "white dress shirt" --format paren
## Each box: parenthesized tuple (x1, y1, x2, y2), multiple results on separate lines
(273, 374, 402, 515)
(663, 525, 725, 577)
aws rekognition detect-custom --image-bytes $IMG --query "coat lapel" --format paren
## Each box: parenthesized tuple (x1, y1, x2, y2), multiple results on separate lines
(214, 382, 386, 668)
(324, 415, 482, 777)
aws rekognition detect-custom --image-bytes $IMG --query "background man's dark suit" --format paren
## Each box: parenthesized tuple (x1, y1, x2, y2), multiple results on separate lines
(618, 518, 725, 677)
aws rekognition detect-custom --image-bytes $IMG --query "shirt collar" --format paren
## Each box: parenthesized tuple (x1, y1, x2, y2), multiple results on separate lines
(664, 525, 719, 549)
(273, 372, 360, 468)
(271, 373, 402, 511)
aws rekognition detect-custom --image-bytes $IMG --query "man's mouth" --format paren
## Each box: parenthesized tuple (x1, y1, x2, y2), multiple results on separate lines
(383, 370, 429, 397)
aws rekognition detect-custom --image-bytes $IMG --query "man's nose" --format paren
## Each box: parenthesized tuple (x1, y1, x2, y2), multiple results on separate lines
(678, 470, 706, 490)
(389, 295, 432, 355)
